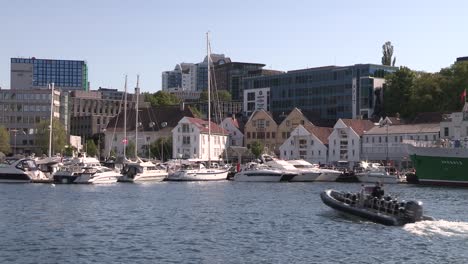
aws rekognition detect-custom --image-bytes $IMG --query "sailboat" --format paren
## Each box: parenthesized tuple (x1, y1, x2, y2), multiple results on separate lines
(118, 75, 168, 182)
(166, 32, 228, 181)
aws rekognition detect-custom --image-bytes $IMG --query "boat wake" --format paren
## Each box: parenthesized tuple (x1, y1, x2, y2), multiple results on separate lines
(404, 220, 468, 237)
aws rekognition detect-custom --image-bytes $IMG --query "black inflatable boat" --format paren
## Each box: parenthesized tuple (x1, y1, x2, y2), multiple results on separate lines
(320, 189, 433, 226)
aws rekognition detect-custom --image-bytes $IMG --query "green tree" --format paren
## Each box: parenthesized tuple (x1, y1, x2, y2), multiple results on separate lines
(188, 106, 203, 118)
(63, 145, 76, 157)
(199, 90, 232, 102)
(381, 41, 396, 66)
(439, 61, 468, 111)
(86, 140, 98, 157)
(144, 91, 180, 107)
(36, 117, 67, 155)
(149, 137, 172, 161)
(0, 126, 11, 154)
(250, 141, 264, 158)
(383, 67, 415, 118)
(125, 140, 136, 158)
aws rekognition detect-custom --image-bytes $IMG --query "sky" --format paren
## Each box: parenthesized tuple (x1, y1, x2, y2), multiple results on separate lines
(0, 0, 467, 92)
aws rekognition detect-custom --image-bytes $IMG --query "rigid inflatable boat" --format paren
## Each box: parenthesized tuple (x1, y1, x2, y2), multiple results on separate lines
(320, 188, 433, 226)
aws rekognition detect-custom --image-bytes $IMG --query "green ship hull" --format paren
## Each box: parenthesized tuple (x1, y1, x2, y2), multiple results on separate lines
(409, 145, 468, 187)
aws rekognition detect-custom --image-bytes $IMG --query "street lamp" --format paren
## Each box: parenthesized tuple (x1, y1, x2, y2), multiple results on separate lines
(160, 122, 168, 161)
(149, 122, 155, 159)
(99, 128, 106, 160)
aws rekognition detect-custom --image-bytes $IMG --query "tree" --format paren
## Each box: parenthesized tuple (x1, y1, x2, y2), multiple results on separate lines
(149, 137, 172, 161)
(199, 90, 232, 102)
(0, 126, 11, 154)
(125, 140, 136, 158)
(36, 118, 67, 155)
(383, 67, 415, 118)
(86, 140, 98, 157)
(250, 141, 264, 158)
(144, 91, 181, 107)
(63, 145, 76, 157)
(381, 41, 396, 66)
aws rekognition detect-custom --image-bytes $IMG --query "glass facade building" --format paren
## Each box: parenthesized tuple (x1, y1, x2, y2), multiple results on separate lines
(243, 64, 396, 121)
(11, 58, 88, 91)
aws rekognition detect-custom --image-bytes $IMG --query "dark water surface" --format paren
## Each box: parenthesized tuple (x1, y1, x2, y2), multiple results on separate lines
(1, 182, 468, 264)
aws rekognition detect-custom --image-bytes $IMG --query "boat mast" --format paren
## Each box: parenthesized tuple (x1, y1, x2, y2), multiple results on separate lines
(123, 75, 127, 158)
(207, 32, 211, 167)
(135, 75, 140, 159)
(48, 82, 54, 157)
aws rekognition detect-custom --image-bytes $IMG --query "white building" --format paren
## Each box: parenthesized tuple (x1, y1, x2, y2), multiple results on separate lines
(440, 104, 468, 140)
(243, 87, 270, 117)
(362, 123, 440, 168)
(328, 119, 375, 168)
(220, 116, 244, 147)
(172, 117, 228, 160)
(279, 124, 332, 165)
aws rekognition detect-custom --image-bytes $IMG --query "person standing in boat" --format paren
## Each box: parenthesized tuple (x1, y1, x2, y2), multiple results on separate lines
(372, 182, 384, 198)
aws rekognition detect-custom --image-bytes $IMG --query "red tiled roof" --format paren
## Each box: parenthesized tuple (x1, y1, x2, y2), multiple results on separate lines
(304, 124, 333, 145)
(341, 119, 375, 136)
(185, 117, 229, 135)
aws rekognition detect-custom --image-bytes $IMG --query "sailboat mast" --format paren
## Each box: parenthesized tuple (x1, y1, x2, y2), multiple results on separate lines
(123, 76, 128, 158)
(48, 82, 54, 157)
(207, 32, 211, 164)
(135, 75, 140, 159)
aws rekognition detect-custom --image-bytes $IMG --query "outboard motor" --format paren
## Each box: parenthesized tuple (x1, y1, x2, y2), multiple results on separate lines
(403, 201, 424, 223)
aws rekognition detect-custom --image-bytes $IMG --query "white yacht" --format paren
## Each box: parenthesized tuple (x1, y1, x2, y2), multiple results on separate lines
(53, 156, 119, 184)
(73, 166, 120, 184)
(355, 161, 398, 184)
(166, 163, 228, 181)
(118, 160, 168, 182)
(285, 159, 322, 182)
(0, 158, 44, 183)
(315, 166, 343, 182)
(233, 162, 297, 182)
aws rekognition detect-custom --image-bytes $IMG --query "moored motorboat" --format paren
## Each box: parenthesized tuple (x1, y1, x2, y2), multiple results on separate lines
(232, 162, 297, 182)
(119, 160, 168, 182)
(355, 162, 398, 184)
(0, 158, 43, 183)
(320, 186, 433, 226)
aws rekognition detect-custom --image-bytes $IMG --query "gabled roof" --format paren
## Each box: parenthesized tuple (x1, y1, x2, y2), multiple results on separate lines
(246, 109, 276, 126)
(340, 119, 375, 136)
(185, 117, 228, 135)
(303, 123, 333, 145)
(223, 117, 245, 133)
(106, 105, 195, 132)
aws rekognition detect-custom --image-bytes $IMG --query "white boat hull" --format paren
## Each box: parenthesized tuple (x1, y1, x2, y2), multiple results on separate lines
(289, 172, 321, 182)
(118, 172, 168, 182)
(356, 173, 398, 184)
(166, 170, 228, 181)
(315, 171, 342, 182)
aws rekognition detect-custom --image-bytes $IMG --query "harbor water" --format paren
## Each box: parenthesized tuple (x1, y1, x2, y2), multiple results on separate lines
(1, 182, 468, 264)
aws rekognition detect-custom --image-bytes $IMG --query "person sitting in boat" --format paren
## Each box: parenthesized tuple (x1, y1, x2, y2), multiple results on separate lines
(372, 182, 384, 198)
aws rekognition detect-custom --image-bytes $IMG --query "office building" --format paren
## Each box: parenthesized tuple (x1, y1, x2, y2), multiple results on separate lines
(244, 64, 397, 122)
(11, 57, 88, 91)
(0, 89, 63, 155)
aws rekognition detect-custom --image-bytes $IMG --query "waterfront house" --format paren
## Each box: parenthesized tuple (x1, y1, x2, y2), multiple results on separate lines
(220, 116, 245, 147)
(172, 117, 228, 160)
(243, 109, 278, 153)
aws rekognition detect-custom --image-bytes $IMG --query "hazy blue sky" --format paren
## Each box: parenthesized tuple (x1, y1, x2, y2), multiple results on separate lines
(0, 0, 467, 92)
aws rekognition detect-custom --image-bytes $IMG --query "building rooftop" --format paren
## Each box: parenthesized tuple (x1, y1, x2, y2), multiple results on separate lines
(303, 123, 333, 145)
(364, 123, 440, 135)
(185, 117, 229, 135)
(341, 119, 375, 136)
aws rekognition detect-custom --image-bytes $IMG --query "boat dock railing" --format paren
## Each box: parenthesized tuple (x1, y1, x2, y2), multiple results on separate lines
(404, 139, 468, 149)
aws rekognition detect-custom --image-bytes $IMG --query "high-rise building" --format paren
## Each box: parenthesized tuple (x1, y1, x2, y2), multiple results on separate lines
(243, 64, 397, 121)
(10, 57, 88, 91)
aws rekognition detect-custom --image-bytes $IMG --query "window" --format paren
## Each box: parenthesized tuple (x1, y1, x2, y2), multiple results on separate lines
(284, 151, 286, 156)
(266, 120, 270, 127)
(247, 92, 255, 101)
(352, 150, 355, 156)
(252, 132, 256, 138)
(182, 136, 190, 144)
(266, 132, 270, 139)
(272, 132, 276, 138)
(182, 124, 189, 133)
(318, 150, 321, 155)
(352, 139, 354, 145)
(310, 140, 314, 145)
(444, 127, 449, 137)
(379, 137, 382, 143)
(258, 119, 265, 128)
(252, 120, 257, 127)
(425, 135, 428, 141)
